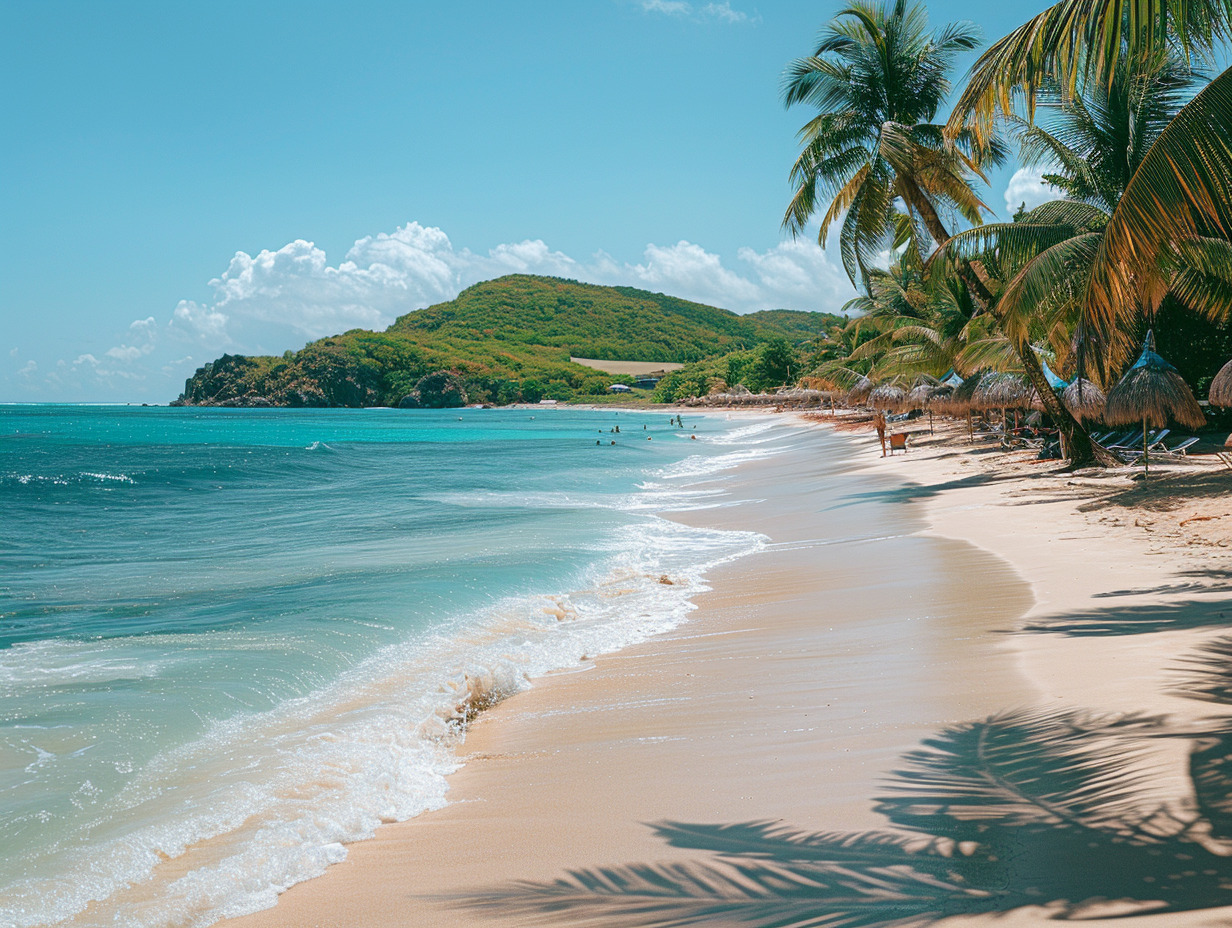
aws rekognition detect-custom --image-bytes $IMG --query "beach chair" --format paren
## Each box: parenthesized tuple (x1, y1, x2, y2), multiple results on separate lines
(1097, 430, 1136, 449)
(1109, 430, 1167, 459)
(1145, 429, 1172, 452)
(888, 432, 909, 454)
(1161, 436, 1200, 457)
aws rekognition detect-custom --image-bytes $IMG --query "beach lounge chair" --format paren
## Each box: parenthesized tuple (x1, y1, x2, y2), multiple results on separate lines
(1161, 436, 1200, 457)
(888, 432, 909, 454)
(1145, 429, 1172, 452)
(1097, 430, 1137, 449)
(1109, 429, 1166, 456)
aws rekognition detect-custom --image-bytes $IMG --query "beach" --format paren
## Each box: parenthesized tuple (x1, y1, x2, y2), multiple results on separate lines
(213, 412, 1232, 927)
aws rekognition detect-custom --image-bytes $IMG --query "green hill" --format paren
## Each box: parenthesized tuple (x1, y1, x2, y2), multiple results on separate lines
(174, 275, 840, 407)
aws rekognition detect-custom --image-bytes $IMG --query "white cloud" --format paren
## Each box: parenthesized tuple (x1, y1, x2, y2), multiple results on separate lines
(8, 348, 17, 358)
(700, 2, 749, 22)
(18, 220, 855, 402)
(105, 345, 145, 362)
(187, 222, 854, 334)
(172, 300, 230, 339)
(642, 0, 692, 13)
(639, 0, 755, 22)
(1004, 166, 1064, 213)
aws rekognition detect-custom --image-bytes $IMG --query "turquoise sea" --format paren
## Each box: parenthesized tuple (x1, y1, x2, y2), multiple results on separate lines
(0, 405, 775, 927)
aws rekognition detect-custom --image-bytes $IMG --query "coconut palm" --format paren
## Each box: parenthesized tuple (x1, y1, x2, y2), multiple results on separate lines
(946, 1, 1232, 376)
(933, 51, 1207, 462)
(781, 0, 1000, 287)
(947, 0, 1232, 144)
(1085, 67, 1232, 350)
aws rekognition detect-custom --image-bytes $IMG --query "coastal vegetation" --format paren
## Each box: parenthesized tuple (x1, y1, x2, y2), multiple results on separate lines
(776, 0, 1232, 468)
(174, 275, 840, 407)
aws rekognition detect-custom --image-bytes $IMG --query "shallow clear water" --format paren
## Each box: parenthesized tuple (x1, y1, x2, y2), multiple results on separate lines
(0, 405, 775, 926)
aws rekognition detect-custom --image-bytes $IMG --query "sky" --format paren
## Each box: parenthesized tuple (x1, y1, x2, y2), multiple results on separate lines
(0, 0, 1070, 403)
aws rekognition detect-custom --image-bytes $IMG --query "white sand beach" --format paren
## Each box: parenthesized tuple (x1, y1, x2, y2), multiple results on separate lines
(220, 412, 1232, 928)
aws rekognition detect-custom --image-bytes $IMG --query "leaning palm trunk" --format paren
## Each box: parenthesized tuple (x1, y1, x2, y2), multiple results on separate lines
(1016, 345, 1117, 466)
(932, 233, 1116, 467)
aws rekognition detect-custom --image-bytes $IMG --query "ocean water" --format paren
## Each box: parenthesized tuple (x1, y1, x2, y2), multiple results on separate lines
(0, 405, 775, 927)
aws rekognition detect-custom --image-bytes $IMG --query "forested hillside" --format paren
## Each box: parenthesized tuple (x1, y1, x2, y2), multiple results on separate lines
(174, 275, 841, 407)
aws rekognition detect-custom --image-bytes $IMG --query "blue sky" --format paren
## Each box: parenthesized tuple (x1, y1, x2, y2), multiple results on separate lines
(2, 0, 1069, 402)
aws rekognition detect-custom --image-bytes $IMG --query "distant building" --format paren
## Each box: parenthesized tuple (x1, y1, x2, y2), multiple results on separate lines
(607, 383, 632, 393)
(632, 377, 659, 390)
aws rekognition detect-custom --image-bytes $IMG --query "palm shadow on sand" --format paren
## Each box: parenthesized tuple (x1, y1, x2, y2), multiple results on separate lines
(459, 647, 1232, 927)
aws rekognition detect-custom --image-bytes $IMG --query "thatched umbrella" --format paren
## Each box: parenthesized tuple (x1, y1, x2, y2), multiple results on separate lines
(868, 383, 907, 411)
(940, 371, 992, 440)
(1104, 330, 1205, 473)
(902, 375, 940, 430)
(847, 376, 873, 405)
(1061, 378, 1106, 424)
(976, 372, 1031, 411)
(974, 372, 1032, 434)
(1209, 357, 1232, 408)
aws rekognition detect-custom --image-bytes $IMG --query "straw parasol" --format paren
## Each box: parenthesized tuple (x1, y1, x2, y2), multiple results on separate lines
(975, 372, 1032, 411)
(868, 383, 907, 411)
(937, 371, 993, 440)
(1104, 329, 1205, 473)
(1061, 378, 1106, 423)
(1209, 357, 1232, 408)
(847, 376, 873, 405)
(906, 383, 933, 409)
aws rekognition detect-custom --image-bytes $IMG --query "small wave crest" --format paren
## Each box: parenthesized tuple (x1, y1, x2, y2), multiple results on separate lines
(654, 446, 778, 480)
(2, 471, 134, 487)
(1, 507, 765, 928)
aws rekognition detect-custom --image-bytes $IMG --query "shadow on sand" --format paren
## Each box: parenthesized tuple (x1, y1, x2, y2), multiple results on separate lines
(460, 657, 1232, 927)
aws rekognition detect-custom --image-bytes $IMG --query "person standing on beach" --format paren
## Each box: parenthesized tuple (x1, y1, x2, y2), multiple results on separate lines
(873, 410, 887, 457)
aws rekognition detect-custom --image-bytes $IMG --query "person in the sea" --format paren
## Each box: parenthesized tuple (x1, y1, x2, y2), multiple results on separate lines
(873, 410, 887, 457)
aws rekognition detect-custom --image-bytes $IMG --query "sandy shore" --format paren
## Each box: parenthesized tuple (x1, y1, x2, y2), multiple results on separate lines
(223, 413, 1232, 928)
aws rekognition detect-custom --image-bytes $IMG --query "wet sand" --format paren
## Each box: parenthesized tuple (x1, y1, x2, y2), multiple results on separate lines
(224, 420, 1052, 927)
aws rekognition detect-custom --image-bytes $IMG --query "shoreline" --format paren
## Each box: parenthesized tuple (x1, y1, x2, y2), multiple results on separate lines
(220, 410, 1232, 928)
(217, 415, 1035, 927)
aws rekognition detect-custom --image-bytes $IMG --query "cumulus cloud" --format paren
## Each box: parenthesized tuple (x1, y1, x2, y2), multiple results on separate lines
(105, 345, 148, 362)
(1004, 166, 1065, 213)
(21, 220, 854, 402)
(640, 0, 755, 22)
(18, 360, 36, 376)
(171, 301, 230, 339)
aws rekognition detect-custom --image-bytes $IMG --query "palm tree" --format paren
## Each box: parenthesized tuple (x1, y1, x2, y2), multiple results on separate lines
(933, 51, 1211, 462)
(947, 2, 1232, 384)
(779, 0, 1124, 464)
(781, 0, 998, 287)
(1085, 67, 1232, 349)
(827, 252, 988, 384)
(948, 0, 1232, 144)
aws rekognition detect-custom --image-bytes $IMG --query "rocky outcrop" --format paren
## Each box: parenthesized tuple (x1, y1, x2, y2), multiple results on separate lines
(400, 371, 468, 409)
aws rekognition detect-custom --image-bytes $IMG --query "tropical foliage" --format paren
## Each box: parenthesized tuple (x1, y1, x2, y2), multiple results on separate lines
(786, 0, 1232, 465)
(175, 276, 841, 407)
(781, 0, 998, 284)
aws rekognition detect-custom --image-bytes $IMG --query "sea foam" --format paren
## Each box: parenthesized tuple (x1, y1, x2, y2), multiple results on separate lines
(0, 408, 769, 928)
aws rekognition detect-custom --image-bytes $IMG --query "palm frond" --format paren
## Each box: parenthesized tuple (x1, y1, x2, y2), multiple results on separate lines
(946, 0, 1230, 143)
(1085, 65, 1232, 358)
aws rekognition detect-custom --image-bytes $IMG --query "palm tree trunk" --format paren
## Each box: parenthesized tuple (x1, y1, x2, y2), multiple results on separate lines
(900, 176, 1113, 468)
